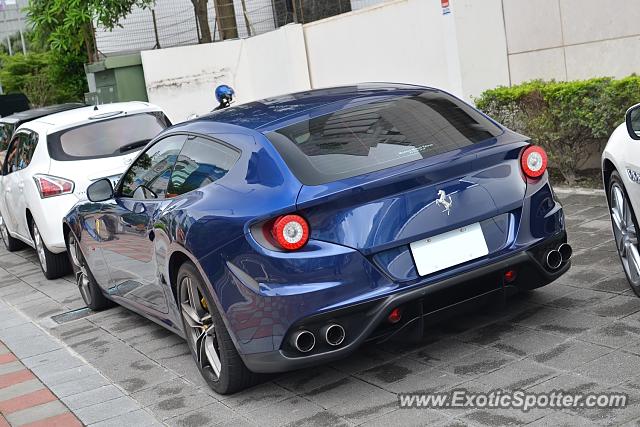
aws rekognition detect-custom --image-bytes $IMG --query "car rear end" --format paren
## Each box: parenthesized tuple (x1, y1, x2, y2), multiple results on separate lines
(214, 88, 568, 373)
(29, 109, 170, 252)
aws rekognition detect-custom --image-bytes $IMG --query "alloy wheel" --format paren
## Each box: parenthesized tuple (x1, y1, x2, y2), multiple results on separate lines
(180, 276, 222, 379)
(68, 234, 92, 306)
(32, 223, 47, 273)
(611, 182, 640, 287)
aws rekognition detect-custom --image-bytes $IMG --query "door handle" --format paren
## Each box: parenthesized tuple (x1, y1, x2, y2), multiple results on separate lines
(18, 183, 24, 192)
(148, 230, 155, 241)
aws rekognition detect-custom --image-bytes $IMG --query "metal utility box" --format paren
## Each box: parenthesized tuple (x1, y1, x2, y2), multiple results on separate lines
(84, 53, 148, 104)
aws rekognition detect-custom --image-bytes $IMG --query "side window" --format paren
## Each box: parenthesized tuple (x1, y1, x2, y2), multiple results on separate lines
(167, 135, 240, 197)
(119, 135, 187, 199)
(3, 135, 22, 175)
(17, 131, 39, 171)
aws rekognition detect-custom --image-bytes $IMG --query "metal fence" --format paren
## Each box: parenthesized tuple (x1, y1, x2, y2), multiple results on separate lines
(95, 0, 386, 56)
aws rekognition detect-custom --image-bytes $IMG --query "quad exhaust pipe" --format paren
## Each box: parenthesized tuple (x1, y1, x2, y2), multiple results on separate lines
(291, 330, 315, 353)
(321, 324, 346, 346)
(545, 243, 572, 270)
(291, 324, 346, 353)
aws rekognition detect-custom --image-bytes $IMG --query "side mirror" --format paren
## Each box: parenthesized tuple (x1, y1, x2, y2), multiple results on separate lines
(87, 178, 114, 202)
(626, 103, 640, 140)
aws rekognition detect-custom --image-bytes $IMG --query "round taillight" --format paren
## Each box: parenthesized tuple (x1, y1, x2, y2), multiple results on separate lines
(521, 146, 548, 179)
(272, 215, 309, 251)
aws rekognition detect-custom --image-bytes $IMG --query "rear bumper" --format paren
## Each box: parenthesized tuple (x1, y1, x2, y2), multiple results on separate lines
(240, 232, 569, 373)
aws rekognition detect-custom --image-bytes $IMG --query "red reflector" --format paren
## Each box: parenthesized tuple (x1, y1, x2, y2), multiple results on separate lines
(504, 270, 517, 282)
(271, 214, 310, 251)
(388, 307, 402, 324)
(33, 175, 74, 198)
(520, 146, 548, 179)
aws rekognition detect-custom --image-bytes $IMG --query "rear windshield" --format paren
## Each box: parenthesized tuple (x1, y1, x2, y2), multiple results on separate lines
(0, 122, 15, 151)
(266, 91, 502, 185)
(47, 112, 170, 161)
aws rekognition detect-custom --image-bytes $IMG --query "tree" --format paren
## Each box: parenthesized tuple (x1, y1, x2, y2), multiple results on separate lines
(27, 0, 155, 63)
(212, 0, 238, 41)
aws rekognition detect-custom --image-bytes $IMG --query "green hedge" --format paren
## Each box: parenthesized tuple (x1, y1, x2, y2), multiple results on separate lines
(475, 76, 640, 184)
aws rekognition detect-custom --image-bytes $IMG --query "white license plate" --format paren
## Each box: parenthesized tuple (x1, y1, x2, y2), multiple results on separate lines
(410, 222, 489, 277)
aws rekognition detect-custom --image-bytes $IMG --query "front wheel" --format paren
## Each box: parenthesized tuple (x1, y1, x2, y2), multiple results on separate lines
(67, 231, 112, 310)
(609, 171, 640, 296)
(177, 262, 258, 394)
(31, 219, 69, 280)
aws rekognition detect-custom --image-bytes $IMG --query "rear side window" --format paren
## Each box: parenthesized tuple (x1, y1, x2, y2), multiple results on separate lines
(168, 135, 240, 197)
(266, 90, 502, 185)
(0, 122, 15, 151)
(47, 112, 170, 161)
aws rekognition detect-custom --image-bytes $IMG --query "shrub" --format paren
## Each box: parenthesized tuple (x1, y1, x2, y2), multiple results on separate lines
(476, 76, 640, 185)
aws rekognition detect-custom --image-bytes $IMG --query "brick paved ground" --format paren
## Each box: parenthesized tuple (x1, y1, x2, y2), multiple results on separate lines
(0, 188, 639, 426)
(0, 339, 82, 427)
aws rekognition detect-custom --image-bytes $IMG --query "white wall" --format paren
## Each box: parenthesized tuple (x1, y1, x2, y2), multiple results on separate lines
(303, 0, 465, 98)
(503, 0, 640, 83)
(140, 24, 311, 122)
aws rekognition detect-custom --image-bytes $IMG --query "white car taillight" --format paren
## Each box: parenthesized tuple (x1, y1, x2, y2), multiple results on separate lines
(33, 175, 75, 199)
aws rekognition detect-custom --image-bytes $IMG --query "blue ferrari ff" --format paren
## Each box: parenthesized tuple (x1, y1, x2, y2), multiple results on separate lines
(64, 84, 570, 394)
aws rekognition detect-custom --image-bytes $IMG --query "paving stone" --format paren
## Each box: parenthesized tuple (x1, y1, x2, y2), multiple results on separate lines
(362, 407, 449, 427)
(275, 366, 348, 394)
(245, 396, 327, 427)
(88, 409, 161, 427)
(474, 359, 558, 391)
(63, 385, 125, 411)
(74, 395, 143, 425)
(220, 382, 293, 413)
(48, 373, 111, 398)
(5, 400, 68, 425)
(530, 339, 611, 370)
(0, 379, 43, 401)
(575, 351, 640, 386)
(164, 402, 241, 427)
(354, 357, 431, 387)
(441, 348, 517, 379)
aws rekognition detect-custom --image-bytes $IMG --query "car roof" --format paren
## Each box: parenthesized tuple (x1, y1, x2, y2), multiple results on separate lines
(26, 101, 164, 133)
(191, 83, 434, 132)
(0, 103, 85, 125)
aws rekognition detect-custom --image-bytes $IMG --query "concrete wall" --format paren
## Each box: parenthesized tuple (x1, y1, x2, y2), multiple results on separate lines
(303, 0, 465, 97)
(503, 0, 640, 84)
(140, 24, 311, 122)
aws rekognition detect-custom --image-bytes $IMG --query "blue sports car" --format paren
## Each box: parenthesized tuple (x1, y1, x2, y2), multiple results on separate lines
(64, 84, 571, 394)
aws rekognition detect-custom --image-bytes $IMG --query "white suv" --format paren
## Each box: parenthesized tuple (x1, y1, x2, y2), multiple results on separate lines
(0, 102, 171, 279)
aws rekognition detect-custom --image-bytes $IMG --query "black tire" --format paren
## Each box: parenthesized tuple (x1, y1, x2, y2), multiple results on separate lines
(66, 230, 112, 310)
(30, 218, 69, 280)
(177, 262, 259, 394)
(608, 171, 640, 297)
(0, 216, 25, 252)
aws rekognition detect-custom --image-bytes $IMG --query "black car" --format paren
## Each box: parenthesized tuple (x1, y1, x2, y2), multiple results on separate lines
(0, 103, 86, 152)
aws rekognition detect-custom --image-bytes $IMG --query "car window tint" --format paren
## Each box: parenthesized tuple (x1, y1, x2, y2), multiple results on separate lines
(17, 131, 38, 170)
(47, 112, 170, 161)
(167, 136, 240, 197)
(266, 90, 503, 185)
(3, 134, 22, 175)
(119, 135, 187, 199)
(0, 123, 14, 151)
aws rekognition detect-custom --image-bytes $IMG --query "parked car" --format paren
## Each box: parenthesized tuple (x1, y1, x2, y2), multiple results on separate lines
(0, 93, 30, 119)
(64, 84, 571, 394)
(602, 103, 640, 293)
(0, 102, 171, 279)
(0, 103, 86, 167)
